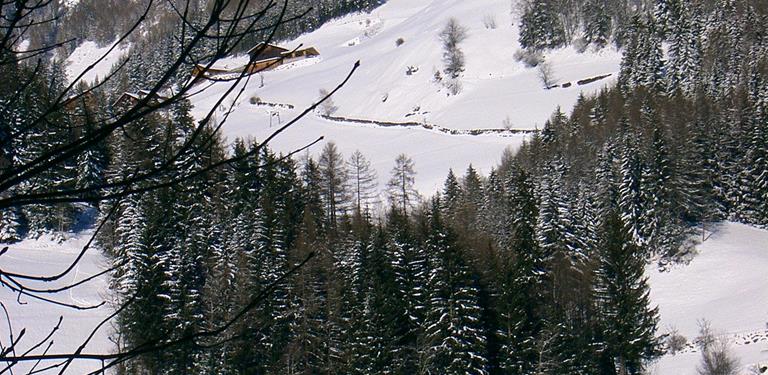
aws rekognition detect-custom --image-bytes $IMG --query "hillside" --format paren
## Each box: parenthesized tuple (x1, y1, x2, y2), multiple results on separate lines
(18, 0, 763, 373)
(182, 0, 621, 192)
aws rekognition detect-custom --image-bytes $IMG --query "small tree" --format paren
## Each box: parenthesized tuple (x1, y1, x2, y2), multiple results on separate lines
(538, 60, 557, 89)
(386, 154, 419, 215)
(439, 18, 468, 80)
(346, 150, 379, 213)
(318, 88, 339, 116)
(696, 320, 740, 375)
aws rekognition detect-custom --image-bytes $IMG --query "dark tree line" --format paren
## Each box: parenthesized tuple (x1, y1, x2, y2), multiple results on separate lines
(518, 0, 768, 53)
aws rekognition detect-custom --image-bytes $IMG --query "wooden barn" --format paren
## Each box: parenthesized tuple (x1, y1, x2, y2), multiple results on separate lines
(113, 89, 171, 111)
(192, 43, 320, 79)
(61, 91, 98, 114)
(243, 46, 320, 74)
(191, 64, 235, 79)
(247, 43, 290, 61)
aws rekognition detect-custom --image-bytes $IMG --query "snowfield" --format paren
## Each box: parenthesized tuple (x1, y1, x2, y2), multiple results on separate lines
(187, 0, 621, 193)
(0, 232, 113, 374)
(648, 222, 768, 374)
(65, 40, 130, 86)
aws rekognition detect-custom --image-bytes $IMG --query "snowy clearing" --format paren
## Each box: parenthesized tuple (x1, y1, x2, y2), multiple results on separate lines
(648, 222, 768, 374)
(0, 232, 113, 374)
(65, 40, 130, 85)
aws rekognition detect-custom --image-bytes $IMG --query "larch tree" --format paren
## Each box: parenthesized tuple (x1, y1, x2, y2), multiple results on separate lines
(319, 142, 350, 229)
(346, 150, 379, 214)
(386, 153, 419, 215)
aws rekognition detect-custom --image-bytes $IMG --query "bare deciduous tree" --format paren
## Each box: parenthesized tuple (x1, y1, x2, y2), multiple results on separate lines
(386, 153, 419, 215)
(696, 320, 740, 375)
(318, 88, 338, 116)
(538, 59, 557, 89)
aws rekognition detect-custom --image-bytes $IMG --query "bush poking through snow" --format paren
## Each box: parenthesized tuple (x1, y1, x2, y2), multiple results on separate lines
(395, 37, 405, 47)
(249, 96, 261, 105)
(482, 14, 497, 29)
(318, 88, 338, 116)
(444, 78, 462, 96)
(696, 320, 740, 375)
(502, 116, 513, 130)
(433, 69, 443, 83)
(514, 48, 544, 67)
(665, 327, 688, 355)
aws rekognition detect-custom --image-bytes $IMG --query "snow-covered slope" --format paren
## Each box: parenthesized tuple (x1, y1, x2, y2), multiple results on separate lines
(0, 232, 113, 374)
(648, 222, 768, 374)
(189, 0, 621, 193)
(65, 40, 129, 85)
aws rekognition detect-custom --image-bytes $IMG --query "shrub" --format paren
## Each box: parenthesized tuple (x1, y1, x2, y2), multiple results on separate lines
(665, 328, 688, 355)
(502, 116, 513, 130)
(514, 48, 544, 68)
(249, 96, 261, 105)
(537, 60, 557, 89)
(395, 37, 405, 47)
(696, 320, 740, 375)
(482, 14, 497, 29)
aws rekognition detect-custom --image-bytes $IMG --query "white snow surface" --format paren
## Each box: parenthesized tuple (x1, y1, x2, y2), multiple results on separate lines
(0, 232, 113, 374)
(648, 222, 768, 374)
(65, 40, 129, 85)
(189, 0, 621, 194)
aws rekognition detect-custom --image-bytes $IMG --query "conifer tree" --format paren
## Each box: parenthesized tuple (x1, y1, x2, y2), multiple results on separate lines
(665, 4, 702, 95)
(594, 209, 660, 375)
(0, 207, 22, 242)
(618, 123, 644, 245)
(519, 0, 567, 50)
(319, 142, 350, 230)
(421, 198, 488, 375)
(385, 207, 426, 373)
(583, 0, 611, 49)
(439, 18, 468, 80)
(497, 167, 546, 374)
(639, 104, 676, 256)
(442, 168, 462, 221)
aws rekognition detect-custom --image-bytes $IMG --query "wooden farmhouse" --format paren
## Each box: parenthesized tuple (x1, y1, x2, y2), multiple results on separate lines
(192, 43, 320, 79)
(61, 91, 100, 128)
(113, 89, 171, 112)
(61, 91, 98, 114)
(191, 64, 233, 79)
